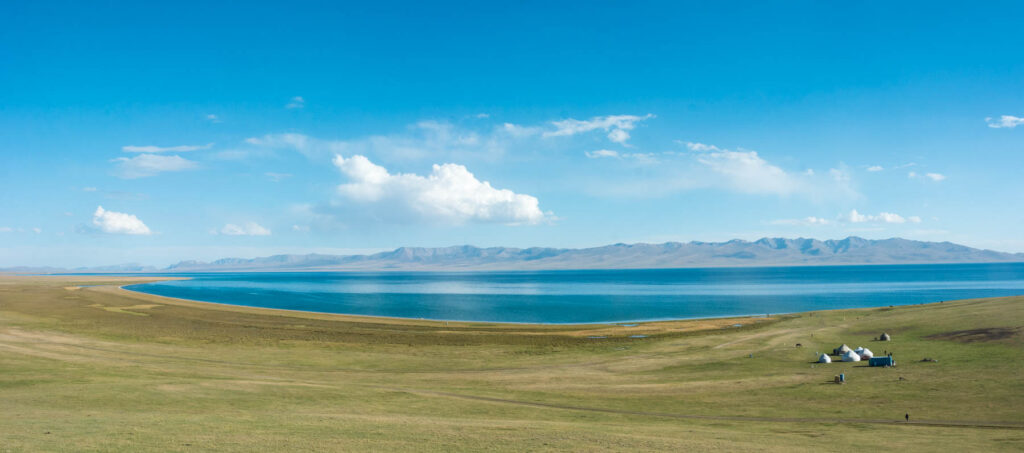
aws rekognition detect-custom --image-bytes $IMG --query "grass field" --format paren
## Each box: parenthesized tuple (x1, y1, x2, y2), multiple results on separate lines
(1, 275, 1022, 451)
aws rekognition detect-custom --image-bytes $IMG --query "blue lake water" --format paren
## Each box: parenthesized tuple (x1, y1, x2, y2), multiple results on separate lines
(123, 263, 1024, 324)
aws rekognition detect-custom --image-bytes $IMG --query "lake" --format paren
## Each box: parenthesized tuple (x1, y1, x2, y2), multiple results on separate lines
(123, 263, 1024, 324)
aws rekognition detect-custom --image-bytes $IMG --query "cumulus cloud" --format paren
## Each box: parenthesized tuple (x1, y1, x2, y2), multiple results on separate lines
(544, 114, 654, 144)
(331, 154, 546, 225)
(92, 206, 151, 235)
(867, 165, 884, 172)
(986, 115, 1024, 128)
(607, 128, 631, 144)
(286, 96, 305, 109)
(842, 209, 921, 224)
(112, 154, 198, 178)
(122, 143, 212, 153)
(219, 223, 271, 236)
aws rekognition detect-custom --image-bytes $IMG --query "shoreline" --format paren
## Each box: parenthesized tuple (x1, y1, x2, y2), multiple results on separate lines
(99, 275, 1014, 332)
(110, 282, 781, 334)
(23, 273, 1016, 332)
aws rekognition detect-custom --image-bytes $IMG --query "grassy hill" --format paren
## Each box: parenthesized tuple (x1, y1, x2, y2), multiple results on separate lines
(1, 275, 1021, 451)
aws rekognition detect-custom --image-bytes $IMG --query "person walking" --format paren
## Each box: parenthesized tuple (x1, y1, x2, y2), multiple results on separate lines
(905, 413, 909, 422)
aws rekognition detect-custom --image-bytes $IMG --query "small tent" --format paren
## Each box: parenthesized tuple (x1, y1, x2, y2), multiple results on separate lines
(841, 350, 861, 362)
(833, 344, 852, 355)
(858, 348, 874, 359)
(880, 333, 891, 341)
(818, 353, 831, 364)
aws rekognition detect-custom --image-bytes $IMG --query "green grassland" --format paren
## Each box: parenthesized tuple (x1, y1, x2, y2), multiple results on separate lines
(1, 275, 1022, 451)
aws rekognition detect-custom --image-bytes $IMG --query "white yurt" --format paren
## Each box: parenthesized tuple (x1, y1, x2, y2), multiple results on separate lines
(818, 353, 831, 364)
(841, 350, 861, 362)
(857, 347, 874, 359)
(834, 344, 852, 355)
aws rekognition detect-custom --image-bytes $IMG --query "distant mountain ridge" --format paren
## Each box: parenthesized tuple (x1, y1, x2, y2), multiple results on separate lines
(8, 237, 1021, 274)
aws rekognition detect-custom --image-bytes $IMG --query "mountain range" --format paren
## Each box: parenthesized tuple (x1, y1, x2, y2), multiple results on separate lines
(7, 237, 1022, 273)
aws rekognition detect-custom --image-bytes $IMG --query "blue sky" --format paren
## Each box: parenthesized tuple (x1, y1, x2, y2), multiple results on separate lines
(2, 1, 1023, 267)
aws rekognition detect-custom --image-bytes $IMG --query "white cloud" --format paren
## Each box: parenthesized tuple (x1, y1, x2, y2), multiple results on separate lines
(246, 133, 312, 150)
(683, 142, 719, 152)
(92, 206, 151, 235)
(584, 149, 659, 163)
(908, 171, 946, 182)
(331, 154, 546, 225)
(867, 165, 884, 172)
(286, 96, 305, 109)
(607, 128, 630, 144)
(842, 209, 921, 224)
(0, 227, 12, 233)
(695, 147, 799, 196)
(589, 141, 858, 200)
(219, 223, 271, 236)
(475, 113, 490, 119)
(205, 114, 221, 123)
(122, 143, 212, 153)
(32, 227, 42, 234)
(544, 114, 654, 144)
(112, 154, 198, 178)
(82, 187, 98, 192)
(500, 122, 542, 138)
(829, 167, 851, 184)
(247, 121, 507, 162)
(986, 115, 1024, 128)
(585, 149, 620, 159)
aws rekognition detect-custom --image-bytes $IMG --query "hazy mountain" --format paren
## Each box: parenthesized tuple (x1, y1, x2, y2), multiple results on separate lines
(159, 237, 1023, 272)
(5, 237, 1020, 274)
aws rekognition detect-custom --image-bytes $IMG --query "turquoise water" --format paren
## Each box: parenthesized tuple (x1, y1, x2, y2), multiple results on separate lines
(124, 263, 1024, 324)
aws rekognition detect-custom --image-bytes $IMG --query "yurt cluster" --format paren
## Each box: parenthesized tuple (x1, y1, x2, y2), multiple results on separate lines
(817, 332, 896, 367)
